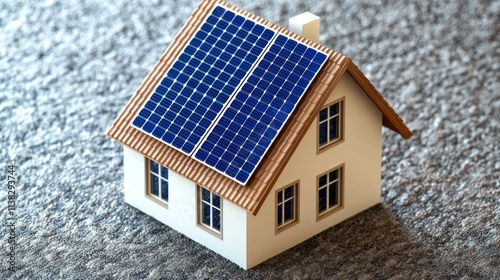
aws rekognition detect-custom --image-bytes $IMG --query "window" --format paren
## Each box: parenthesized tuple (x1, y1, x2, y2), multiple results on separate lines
(147, 160, 169, 205)
(198, 186, 222, 236)
(318, 99, 344, 150)
(276, 182, 299, 233)
(317, 165, 344, 219)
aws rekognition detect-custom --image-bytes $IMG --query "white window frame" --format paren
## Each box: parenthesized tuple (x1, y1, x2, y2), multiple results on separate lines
(146, 159, 169, 207)
(197, 186, 222, 238)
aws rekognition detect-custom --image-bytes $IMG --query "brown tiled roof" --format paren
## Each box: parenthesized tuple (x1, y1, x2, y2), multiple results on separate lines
(106, 0, 412, 215)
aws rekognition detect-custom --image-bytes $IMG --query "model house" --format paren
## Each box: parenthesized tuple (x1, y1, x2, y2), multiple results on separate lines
(107, 0, 412, 269)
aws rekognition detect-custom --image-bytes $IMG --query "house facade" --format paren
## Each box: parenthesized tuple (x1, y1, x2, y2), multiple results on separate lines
(107, 0, 411, 270)
(246, 72, 383, 268)
(123, 146, 249, 266)
(122, 71, 383, 269)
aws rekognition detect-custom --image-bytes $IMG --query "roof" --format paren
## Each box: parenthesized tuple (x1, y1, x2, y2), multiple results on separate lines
(107, 0, 412, 215)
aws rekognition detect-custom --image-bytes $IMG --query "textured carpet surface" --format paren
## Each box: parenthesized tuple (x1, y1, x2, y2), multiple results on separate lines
(1, 0, 499, 279)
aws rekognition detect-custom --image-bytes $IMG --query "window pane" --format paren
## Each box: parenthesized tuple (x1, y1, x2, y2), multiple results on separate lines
(277, 205, 283, 226)
(284, 185, 294, 199)
(150, 161, 159, 174)
(319, 108, 327, 121)
(329, 169, 338, 181)
(212, 208, 221, 231)
(161, 166, 169, 179)
(202, 203, 210, 226)
(212, 193, 220, 208)
(151, 174, 159, 196)
(319, 175, 327, 187)
(318, 188, 327, 212)
(329, 103, 339, 116)
(329, 182, 338, 207)
(202, 188, 210, 202)
(161, 180, 168, 201)
(277, 190, 283, 203)
(319, 122, 327, 145)
(284, 200, 294, 222)
(329, 117, 339, 141)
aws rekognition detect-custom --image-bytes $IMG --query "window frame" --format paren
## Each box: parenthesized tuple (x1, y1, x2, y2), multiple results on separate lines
(275, 180, 300, 234)
(316, 164, 344, 221)
(145, 159, 169, 208)
(196, 185, 223, 239)
(317, 98, 345, 154)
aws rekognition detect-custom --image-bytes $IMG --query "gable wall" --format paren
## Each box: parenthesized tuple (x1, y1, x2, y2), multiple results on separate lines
(246, 73, 383, 268)
(122, 146, 247, 268)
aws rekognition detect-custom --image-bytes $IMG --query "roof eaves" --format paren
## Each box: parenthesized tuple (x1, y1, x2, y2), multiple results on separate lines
(346, 62, 413, 139)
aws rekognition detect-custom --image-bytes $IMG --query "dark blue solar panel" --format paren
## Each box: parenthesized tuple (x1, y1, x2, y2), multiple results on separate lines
(194, 34, 328, 185)
(132, 5, 275, 155)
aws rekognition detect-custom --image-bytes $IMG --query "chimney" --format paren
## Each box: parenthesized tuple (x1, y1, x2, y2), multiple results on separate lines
(288, 12, 320, 44)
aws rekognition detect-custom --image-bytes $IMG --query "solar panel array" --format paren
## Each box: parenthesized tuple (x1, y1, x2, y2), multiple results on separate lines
(133, 5, 328, 185)
(132, 6, 275, 154)
(194, 34, 327, 184)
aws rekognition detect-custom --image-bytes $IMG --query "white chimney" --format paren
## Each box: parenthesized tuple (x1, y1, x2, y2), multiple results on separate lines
(288, 12, 320, 44)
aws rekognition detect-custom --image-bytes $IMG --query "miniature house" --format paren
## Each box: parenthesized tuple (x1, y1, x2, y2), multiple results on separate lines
(107, 0, 411, 269)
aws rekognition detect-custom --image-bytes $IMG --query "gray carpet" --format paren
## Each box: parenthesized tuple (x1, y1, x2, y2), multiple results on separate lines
(1, 0, 499, 279)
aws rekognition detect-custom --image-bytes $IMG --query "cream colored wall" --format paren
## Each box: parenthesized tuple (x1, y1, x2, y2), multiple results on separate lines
(246, 73, 383, 268)
(122, 146, 247, 268)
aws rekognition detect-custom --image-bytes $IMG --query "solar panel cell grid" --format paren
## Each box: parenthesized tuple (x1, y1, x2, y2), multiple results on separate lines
(133, 5, 327, 185)
(132, 5, 275, 155)
(194, 34, 327, 184)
